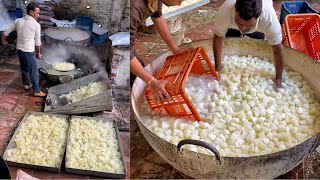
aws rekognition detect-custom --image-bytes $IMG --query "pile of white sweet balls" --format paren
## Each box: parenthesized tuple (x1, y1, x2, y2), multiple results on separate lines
(6, 115, 68, 167)
(140, 55, 320, 157)
(60, 81, 107, 104)
(66, 118, 125, 174)
(53, 62, 75, 71)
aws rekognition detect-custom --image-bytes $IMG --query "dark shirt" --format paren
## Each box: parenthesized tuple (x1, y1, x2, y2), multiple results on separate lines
(130, 0, 162, 60)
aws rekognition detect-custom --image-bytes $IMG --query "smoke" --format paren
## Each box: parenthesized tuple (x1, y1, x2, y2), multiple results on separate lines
(0, 1, 13, 31)
(42, 43, 69, 63)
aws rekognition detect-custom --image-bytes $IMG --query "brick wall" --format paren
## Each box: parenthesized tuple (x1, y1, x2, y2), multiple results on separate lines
(120, 0, 130, 31)
(2, 0, 129, 33)
(59, 0, 112, 30)
(56, 0, 129, 33)
(2, 0, 16, 8)
(3, 0, 34, 13)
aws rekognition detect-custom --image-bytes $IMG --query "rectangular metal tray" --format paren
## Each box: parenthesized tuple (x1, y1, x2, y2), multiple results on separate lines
(65, 115, 127, 179)
(44, 72, 113, 114)
(2, 111, 70, 173)
(146, 0, 210, 26)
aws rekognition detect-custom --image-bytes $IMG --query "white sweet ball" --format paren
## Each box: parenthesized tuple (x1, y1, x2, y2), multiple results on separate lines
(52, 62, 75, 71)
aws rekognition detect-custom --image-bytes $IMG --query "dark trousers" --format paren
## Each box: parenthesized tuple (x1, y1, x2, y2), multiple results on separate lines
(130, 48, 145, 87)
(226, 28, 265, 39)
(17, 50, 40, 92)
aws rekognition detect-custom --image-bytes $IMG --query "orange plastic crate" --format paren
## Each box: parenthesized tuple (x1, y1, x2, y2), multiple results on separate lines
(145, 47, 219, 121)
(282, 13, 320, 62)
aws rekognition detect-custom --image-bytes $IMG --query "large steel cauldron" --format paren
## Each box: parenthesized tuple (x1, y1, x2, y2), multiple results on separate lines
(45, 27, 90, 46)
(131, 38, 320, 179)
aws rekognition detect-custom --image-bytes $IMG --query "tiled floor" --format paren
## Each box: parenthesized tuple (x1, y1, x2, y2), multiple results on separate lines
(131, 0, 320, 179)
(0, 49, 130, 179)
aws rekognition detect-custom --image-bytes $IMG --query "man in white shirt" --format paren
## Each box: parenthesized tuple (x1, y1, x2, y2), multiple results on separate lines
(213, 0, 284, 86)
(1, 2, 46, 97)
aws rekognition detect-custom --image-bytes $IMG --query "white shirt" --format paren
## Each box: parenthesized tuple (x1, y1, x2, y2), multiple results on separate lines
(4, 15, 41, 52)
(214, 0, 282, 45)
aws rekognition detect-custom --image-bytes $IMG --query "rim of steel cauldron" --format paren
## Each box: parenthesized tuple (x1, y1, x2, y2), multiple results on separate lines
(132, 112, 320, 179)
(45, 27, 90, 46)
(131, 38, 320, 179)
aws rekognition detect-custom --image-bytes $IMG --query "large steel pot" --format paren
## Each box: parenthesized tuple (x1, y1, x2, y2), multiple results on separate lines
(131, 38, 320, 179)
(45, 27, 90, 46)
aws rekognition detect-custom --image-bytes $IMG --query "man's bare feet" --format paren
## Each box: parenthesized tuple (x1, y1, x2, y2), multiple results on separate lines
(33, 91, 47, 97)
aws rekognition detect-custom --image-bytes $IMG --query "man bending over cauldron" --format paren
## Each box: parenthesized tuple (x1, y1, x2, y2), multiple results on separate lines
(212, 0, 284, 87)
(130, 0, 187, 102)
(1, 2, 46, 97)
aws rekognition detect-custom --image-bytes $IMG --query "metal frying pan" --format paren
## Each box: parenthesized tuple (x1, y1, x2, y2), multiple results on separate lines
(0, 155, 11, 179)
(41, 58, 76, 72)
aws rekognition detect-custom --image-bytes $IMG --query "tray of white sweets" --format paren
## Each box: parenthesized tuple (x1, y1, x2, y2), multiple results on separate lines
(3, 111, 69, 172)
(44, 72, 113, 114)
(65, 116, 126, 178)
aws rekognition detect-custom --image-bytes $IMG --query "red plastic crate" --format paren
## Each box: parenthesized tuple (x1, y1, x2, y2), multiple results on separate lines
(282, 13, 320, 62)
(145, 47, 219, 121)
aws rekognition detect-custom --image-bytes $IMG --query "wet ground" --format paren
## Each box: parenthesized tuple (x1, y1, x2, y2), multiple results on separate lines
(131, 0, 320, 179)
(0, 44, 130, 179)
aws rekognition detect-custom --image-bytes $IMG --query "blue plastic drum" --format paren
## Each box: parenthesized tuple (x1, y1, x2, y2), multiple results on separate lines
(75, 16, 94, 36)
(8, 8, 23, 20)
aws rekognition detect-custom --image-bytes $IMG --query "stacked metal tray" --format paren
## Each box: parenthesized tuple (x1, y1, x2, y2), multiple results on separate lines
(65, 116, 127, 178)
(3, 112, 126, 178)
(44, 72, 113, 114)
(3, 111, 70, 172)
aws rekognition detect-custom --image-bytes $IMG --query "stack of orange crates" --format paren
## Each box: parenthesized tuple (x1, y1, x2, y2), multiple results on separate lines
(145, 47, 219, 121)
(282, 13, 320, 62)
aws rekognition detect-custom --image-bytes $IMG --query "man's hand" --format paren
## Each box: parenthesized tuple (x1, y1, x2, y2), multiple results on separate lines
(215, 64, 223, 72)
(273, 78, 281, 87)
(1, 40, 8, 46)
(36, 53, 42, 59)
(149, 78, 172, 102)
(152, 16, 189, 57)
(272, 43, 284, 88)
(213, 34, 223, 73)
(172, 47, 191, 55)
